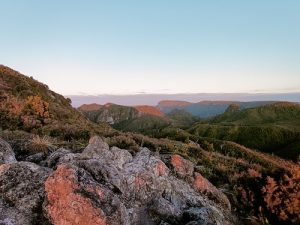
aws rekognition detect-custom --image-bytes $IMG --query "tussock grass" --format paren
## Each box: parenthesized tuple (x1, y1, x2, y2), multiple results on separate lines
(28, 135, 54, 153)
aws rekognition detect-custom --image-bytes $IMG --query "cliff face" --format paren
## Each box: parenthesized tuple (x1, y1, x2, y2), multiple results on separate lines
(0, 136, 236, 225)
(79, 103, 141, 125)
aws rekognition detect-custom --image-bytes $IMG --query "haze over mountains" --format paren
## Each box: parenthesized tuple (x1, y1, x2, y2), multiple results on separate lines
(69, 92, 300, 107)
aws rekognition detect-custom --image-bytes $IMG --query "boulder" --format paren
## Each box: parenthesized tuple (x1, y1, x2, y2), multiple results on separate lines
(193, 172, 231, 211)
(41, 148, 72, 168)
(0, 138, 16, 164)
(169, 154, 231, 211)
(0, 162, 51, 225)
(82, 136, 110, 158)
(44, 164, 124, 225)
(171, 154, 194, 178)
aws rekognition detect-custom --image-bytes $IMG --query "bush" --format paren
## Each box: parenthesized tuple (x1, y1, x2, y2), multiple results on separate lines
(27, 135, 54, 153)
(25, 95, 50, 118)
(262, 166, 300, 223)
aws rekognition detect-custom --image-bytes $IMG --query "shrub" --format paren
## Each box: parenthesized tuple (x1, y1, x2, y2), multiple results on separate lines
(262, 165, 300, 223)
(25, 95, 50, 118)
(107, 135, 139, 151)
(27, 135, 54, 153)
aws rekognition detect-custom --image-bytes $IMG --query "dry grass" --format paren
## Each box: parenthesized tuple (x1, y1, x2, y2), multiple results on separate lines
(28, 135, 54, 153)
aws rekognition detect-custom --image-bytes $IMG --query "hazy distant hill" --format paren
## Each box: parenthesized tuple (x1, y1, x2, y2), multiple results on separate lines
(158, 100, 276, 118)
(78, 103, 102, 111)
(189, 102, 300, 160)
(134, 105, 164, 117)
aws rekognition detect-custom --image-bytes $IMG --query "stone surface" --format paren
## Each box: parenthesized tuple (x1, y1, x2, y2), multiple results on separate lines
(44, 165, 108, 225)
(82, 136, 110, 158)
(170, 154, 231, 211)
(25, 152, 47, 164)
(193, 173, 231, 210)
(171, 154, 194, 178)
(0, 161, 51, 225)
(0, 138, 16, 164)
(41, 148, 71, 168)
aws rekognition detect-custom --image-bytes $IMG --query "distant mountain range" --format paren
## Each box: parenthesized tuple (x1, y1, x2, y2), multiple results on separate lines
(79, 99, 296, 120)
(69, 92, 300, 107)
(157, 100, 277, 118)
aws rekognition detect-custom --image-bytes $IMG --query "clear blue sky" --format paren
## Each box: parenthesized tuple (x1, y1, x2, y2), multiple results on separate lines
(1, 0, 300, 95)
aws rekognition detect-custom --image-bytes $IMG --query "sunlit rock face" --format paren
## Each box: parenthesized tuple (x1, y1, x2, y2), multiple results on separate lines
(0, 137, 236, 225)
(170, 154, 231, 210)
(45, 165, 107, 225)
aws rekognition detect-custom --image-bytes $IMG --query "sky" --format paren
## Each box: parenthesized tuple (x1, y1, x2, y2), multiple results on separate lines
(1, 0, 300, 96)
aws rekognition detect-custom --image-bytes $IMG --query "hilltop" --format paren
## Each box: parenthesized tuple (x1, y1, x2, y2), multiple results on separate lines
(134, 105, 164, 117)
(0, 65, 112, 140)
(78, 103, 102, 111)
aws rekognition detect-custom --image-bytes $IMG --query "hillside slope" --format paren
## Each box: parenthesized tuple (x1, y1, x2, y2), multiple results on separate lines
(189, 103, 300, 160)
(0, 65, 111, 139)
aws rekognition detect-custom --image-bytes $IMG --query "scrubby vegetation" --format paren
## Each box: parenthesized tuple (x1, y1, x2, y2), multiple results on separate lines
(99, 124, 300, 224)
(189, 103, 300, 160)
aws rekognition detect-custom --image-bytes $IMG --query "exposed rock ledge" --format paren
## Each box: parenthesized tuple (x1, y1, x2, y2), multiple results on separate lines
(0, 136, 237, 225)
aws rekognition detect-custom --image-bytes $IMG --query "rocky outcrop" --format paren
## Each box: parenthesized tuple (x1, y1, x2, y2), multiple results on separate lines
(45, 165, 108, 225)
(170, 154, 231, 210)
(0, 137, 236, 225)
(171, 154, 194, 178)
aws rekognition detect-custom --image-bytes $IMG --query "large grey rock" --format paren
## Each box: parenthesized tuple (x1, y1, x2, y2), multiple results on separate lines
(82, 136, 110, 158)
(0, 138, 16, 164)
(0, 162, 51, 225)
(40, 147, 71, 167)
(42, 136, 235, 225)
(25, 152, 47, 164)
(169, 154, 231, 211)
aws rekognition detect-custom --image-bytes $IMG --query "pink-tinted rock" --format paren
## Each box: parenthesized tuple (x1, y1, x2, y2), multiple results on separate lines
(45, 165, 107, 225)
(171, 154, 194, 178)
(194, 172, 231, 210)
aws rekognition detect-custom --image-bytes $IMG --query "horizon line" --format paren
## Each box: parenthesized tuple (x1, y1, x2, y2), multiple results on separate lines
(66, 91, 300, 97)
